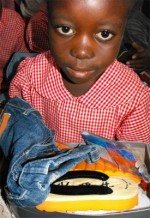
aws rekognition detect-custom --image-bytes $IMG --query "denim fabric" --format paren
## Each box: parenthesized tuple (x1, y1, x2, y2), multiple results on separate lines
(0, 97, 100, 207)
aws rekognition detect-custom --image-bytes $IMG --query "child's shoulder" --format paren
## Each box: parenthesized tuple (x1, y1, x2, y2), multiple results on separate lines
(13, 51, 56, 89)
(107, 60, 147, 97)
(17, 51, 55, 79)
(98, 60, 149, 107)
(22, 51, 53, 67)
(113, 60, 143, 88)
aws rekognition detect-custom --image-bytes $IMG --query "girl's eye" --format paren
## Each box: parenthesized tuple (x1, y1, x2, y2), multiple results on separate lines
(96, 30, 114, 41)
(56, 26, 74, 36)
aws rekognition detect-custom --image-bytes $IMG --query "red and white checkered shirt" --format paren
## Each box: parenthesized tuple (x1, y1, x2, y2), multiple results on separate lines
(2, 0, 15, 10)
(26, 3, 49, 53)
(0, 8, 28, 92)
(9, 51, 150, 144)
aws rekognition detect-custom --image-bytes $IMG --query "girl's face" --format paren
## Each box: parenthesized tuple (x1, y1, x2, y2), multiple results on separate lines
(48, 0, 129, 87)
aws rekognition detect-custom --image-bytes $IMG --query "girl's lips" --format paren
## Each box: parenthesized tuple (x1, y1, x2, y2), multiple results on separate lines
(67, 67, 95, 78)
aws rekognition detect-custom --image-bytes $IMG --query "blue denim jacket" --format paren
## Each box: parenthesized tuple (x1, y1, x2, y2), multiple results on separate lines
(0, 97, 100, 207)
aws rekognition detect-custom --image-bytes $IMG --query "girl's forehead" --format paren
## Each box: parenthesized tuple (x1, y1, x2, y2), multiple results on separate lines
(48, 0, 130, 19)
(48, 0, 131, 6)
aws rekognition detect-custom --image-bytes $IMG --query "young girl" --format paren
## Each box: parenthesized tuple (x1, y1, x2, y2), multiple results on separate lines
(9, 0, 150, 144)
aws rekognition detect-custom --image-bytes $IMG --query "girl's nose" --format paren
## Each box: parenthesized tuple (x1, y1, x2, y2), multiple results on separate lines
(70, 35, 95, 60)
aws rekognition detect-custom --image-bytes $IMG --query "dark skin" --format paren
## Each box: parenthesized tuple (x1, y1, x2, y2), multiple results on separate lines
(48, 0, 131, 97)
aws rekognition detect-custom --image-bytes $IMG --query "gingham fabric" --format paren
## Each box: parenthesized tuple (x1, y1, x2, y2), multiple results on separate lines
(9, 51, 150, 144)
(2, 0, 15, 10)
(0, 8, 28, 92)
(26, 3, 49, 52)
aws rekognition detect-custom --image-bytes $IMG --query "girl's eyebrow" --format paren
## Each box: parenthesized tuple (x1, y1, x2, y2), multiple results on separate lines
(51, 14, 124, 29)
(97, 19, 124, 26)
(51, 14, 72, 21)
(98, 24, 124, 30)
(52, 14, 123, 23)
